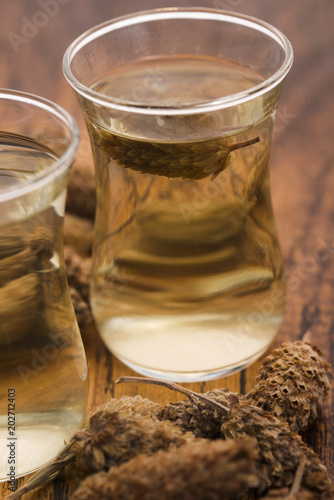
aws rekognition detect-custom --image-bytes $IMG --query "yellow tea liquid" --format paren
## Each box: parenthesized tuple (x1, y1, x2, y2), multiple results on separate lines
(0, 133, 87, 479)
(88, 56, 285, 381)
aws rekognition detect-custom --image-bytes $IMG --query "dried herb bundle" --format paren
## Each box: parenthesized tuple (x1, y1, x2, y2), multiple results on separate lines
(89, 123, 260, 180)
(158, 387, 245, 439)
(247, 341, 331, 433)
(118, 371, 333, 498)
(8, 343, 332, 499)
(70, 438, 260, 500)
(156, 340, 331, 439)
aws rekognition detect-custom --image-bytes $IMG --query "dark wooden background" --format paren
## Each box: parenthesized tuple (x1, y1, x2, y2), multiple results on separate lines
(1, 0, 334, 498)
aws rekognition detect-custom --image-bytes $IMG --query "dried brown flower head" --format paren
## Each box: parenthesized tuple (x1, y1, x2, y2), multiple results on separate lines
(81, 395, 161, 428)
(158, 387, 245, 438)
(247, 341, 331, 432)
(70, 438, 260, 500)
(221, 402, 333, 497)
(74, 409, 195, 475)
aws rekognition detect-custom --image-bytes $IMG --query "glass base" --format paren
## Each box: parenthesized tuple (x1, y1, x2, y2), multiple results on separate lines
(114, 345, 271, 383)
(98, 313, 280, 383)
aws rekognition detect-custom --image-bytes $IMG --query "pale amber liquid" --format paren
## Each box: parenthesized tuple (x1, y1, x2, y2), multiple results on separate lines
(0, 134, 88, 480)
(89, 57, 285, 381)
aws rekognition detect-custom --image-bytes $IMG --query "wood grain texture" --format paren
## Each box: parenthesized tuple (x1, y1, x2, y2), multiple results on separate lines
(1, 0, 334, 497)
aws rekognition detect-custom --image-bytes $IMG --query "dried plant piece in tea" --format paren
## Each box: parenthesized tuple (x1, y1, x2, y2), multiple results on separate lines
(158, 388, 246, 439)
(74, 411, 196, 475)
(247, 341, 331, 433)
(221, 402, 334, 497)
(89, 122, 259, 180)
(70, 438, 260, 500)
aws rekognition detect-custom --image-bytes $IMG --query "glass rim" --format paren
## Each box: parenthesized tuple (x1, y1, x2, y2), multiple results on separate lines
(0, 88, 80, 204)
(63, 7, 293, 116)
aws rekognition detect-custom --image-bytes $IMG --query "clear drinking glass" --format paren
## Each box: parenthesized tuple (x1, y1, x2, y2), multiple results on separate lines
(63, 8, 293, 382)
(0, 90, 88, 480)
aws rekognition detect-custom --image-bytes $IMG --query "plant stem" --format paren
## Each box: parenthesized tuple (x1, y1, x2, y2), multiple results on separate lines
(116, 376, 230, 415)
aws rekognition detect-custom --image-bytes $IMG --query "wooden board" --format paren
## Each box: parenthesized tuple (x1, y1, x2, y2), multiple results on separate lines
(1, 0, 333, 497)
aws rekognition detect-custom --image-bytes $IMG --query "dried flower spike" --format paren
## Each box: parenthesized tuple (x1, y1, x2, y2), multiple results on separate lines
(221, 402, 334, 497)
(158, 387, 245, 439)
(75, 410, 195, 475)
(259, 455, 306, 499)
(247, 340, 331, 432)
(70, 438, 260, 500)
(81, 394, 161, 423)
(90, 122, 260, 180)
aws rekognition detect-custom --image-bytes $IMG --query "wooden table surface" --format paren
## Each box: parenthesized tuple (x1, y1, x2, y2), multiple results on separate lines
(1, 0, 334, 498)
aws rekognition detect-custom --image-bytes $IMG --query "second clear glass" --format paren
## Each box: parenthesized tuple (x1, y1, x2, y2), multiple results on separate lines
(0, 89, 88, 480)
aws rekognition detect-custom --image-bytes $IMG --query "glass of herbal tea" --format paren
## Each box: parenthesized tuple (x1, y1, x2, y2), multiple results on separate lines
(0, 90, 88, 480)
(63, 8, 293, 382)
